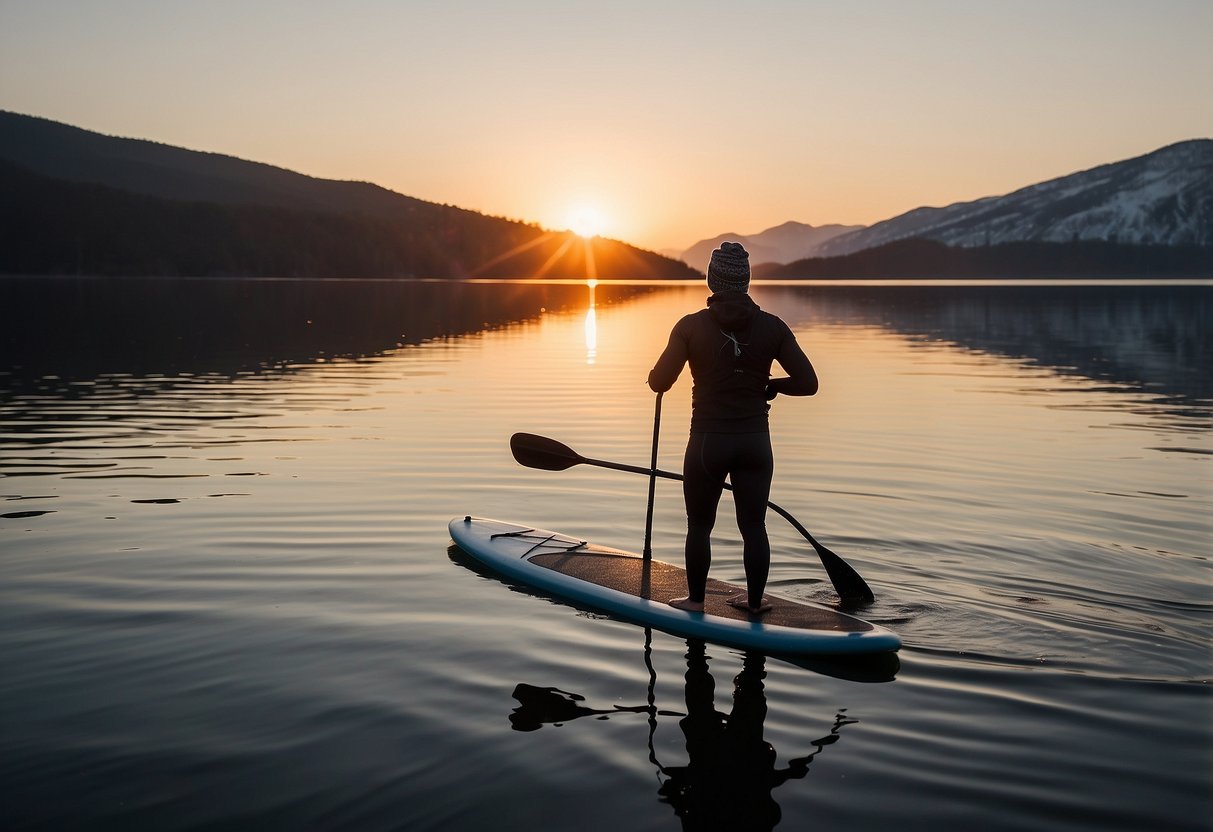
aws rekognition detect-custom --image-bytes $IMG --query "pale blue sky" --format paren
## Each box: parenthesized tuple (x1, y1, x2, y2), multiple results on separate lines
(2, 0, 1210, 249)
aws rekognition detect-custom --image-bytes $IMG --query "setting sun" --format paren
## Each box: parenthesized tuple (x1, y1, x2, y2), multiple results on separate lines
(565, 204, 607, 239)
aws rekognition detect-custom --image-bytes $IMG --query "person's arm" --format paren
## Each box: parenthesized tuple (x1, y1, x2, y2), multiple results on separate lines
(648, 320, 689, 393)
(766, 331, 818, 399)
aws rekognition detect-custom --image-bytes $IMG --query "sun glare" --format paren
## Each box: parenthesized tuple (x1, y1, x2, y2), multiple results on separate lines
(565, 205, 607, 239)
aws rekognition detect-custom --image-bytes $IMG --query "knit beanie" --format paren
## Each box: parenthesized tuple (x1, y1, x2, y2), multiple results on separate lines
(707, 241, 750, 293)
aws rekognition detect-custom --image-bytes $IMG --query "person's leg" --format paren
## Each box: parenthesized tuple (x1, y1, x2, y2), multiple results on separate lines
(728, 432, 773, 612)
(671, 432, 725, 611)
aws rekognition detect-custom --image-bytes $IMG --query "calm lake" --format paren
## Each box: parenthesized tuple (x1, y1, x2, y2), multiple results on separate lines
(1, 277, 1210, 831)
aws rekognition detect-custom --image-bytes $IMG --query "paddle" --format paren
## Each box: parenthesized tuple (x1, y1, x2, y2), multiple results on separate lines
(510, 432, 876, 606)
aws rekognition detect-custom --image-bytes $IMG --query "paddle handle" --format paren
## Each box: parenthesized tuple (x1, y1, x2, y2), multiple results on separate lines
(642, 392, 663, 559)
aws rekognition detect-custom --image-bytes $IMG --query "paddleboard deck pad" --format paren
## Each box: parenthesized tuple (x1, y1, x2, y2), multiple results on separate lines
(450, 516, 900, 655)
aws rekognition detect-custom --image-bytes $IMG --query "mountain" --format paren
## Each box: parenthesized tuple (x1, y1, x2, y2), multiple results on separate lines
(679, 220, 863, 271)
(815, 140, 1213, 257)
(0, 111, 431, 218)
(0, 111, 699, 280)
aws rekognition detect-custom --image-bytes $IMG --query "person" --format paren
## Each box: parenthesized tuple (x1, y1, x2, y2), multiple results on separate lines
(647, 241, 818, 615)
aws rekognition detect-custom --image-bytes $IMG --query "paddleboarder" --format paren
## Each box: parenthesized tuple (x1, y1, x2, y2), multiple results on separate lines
(648, 241, 818, 615)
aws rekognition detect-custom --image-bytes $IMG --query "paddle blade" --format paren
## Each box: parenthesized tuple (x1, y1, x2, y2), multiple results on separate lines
(510, 433, 584, 472)
(766, 500, 875, 606)
(817, 543, 875, 607)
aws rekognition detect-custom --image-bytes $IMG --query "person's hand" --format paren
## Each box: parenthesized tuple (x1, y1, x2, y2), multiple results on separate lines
(765, 382, 778, 401)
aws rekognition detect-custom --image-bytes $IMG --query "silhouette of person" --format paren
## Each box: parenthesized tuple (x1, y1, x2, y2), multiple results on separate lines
(648, 242, 819, 614)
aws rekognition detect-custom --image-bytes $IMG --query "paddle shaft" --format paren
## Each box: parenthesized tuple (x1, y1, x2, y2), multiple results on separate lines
(642, 392, 663, 560)
(585, 455, 826, 555)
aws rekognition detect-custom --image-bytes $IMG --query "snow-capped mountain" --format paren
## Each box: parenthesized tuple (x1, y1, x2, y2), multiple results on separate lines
(680, 220, 863, 271)
(815, 140, 1213, 257)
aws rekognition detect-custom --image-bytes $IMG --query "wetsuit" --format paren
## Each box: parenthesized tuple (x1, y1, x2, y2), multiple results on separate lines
(647, 292, 818, 608)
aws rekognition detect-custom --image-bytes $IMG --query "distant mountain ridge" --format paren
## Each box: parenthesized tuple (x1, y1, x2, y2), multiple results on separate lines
(815, 140, 1213, 257)
(0, 111, 426, 218)
(755, 238, 1211, 279)
(679, 220, 863, 271)
(0, 111, 698, 280)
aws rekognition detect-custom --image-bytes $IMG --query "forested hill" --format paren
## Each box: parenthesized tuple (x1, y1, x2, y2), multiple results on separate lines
(0, 111, 699, 280)
(753, 238, 1212, 279)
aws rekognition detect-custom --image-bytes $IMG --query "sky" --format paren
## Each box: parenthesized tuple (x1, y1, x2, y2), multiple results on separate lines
(2, 0, 1211, 252)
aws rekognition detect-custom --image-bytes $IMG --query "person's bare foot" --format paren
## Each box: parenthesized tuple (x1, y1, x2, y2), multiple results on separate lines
(726, 592, 773, 615)
(668, 597, 704, 612)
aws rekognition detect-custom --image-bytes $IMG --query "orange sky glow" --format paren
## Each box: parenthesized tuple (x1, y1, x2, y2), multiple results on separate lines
(1, 1, 1210, 253)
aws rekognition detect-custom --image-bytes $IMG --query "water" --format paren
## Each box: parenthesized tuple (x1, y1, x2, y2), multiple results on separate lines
(1, 277, 1209, 831)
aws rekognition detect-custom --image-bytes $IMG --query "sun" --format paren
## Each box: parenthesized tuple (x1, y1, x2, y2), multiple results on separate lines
(565, 204, 608, 239)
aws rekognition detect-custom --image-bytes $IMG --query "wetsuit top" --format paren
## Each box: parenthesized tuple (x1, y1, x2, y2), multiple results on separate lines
(647, 292, 818, 433)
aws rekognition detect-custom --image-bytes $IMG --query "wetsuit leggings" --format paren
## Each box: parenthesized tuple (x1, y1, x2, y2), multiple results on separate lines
(682, 431, 773, 607)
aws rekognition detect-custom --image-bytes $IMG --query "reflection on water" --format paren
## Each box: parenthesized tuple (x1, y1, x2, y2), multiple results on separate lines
(759, 283, 1212, 405)
(655, 644, 849, 831)
(510, 635, 857, 832)
(509, 682, 664, 730)
(0, 277, 648, 386)
(4, 278, 1206, 405)
(585, 280, 599, 364)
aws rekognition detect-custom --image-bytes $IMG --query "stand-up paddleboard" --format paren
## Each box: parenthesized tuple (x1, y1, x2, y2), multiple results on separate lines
(450, 516, 900, 656)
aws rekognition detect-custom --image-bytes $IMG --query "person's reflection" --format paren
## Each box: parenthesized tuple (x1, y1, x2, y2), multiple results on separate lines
(656, 640, 846, 830)
(508, 638, 856, 831)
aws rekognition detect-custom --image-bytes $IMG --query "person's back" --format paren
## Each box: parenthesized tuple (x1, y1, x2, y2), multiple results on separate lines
(647, 242, 818, 614)
(649, 292, 814, 433)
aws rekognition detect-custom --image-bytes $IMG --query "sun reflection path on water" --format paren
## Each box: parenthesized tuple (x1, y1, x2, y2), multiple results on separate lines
(585, 279, 598, 365)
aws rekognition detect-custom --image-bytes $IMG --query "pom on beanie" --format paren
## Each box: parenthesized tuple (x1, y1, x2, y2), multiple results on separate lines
(707, 241, 750, 293)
